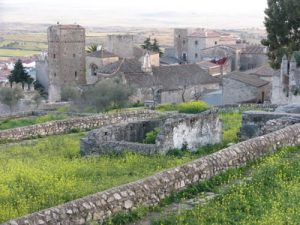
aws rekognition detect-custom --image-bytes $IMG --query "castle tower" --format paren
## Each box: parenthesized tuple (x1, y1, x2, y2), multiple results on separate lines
(47, 24, 86, 102)
(141, 52, 152, 73)
(174, 28, 189, 61)
(107, 35, 135, 58)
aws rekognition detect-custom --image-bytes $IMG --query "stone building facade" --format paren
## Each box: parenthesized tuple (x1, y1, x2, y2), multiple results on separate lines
(272, 55, 300, 105)
(223, 72, 270, 104)
(174, 28, 237, 63)
(107, 34, 135, 58)
(47, 24, 86, 102)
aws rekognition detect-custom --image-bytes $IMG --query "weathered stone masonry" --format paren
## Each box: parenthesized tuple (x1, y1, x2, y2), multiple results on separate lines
(80, 110, 222, 156)
(4, 123, 300, 225)
(0, 110, 161, 142)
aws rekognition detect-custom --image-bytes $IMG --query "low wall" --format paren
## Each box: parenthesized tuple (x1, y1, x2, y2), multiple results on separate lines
(214, 103, 278, 113)
(0, 110, 161, 142)
(5, 123, 300, 225)
(240, 111, 300, 140)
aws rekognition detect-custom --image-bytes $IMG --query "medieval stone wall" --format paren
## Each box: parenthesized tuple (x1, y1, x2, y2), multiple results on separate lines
(0, 110, 160, 142)
(240, 111, 300, 140)
(81, 110, 222, 156)
(4, 123, 300, 225)
(107, 35, 135, 58)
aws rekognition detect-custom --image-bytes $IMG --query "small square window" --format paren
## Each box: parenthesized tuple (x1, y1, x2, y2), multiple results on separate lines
(195, 53, 198, 58)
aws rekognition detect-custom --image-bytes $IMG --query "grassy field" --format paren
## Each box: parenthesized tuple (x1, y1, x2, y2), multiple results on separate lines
(0, 49, 41, 57)
(152, 145, 300, 225)
(0, 112, 241, 223)
(0, 114, 69, 130)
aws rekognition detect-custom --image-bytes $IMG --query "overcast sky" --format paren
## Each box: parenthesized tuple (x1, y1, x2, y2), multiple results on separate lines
(0, 0, 268, 28)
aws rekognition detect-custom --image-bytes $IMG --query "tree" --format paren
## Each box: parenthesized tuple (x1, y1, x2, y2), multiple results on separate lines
(8, 59, 32, 89)
(86, 44, 98, 54)
(33, 80, 47, 98)
(81, 79, 133, 112)
(141, 37, 152, 51)
(32, 91, 43, 108)
(151, 38, 163, 56)
(262, 0, 300, 69)
(0, 87, 24, 112)
(61, 85, 81, 102)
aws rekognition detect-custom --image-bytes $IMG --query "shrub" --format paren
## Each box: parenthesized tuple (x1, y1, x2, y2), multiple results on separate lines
(177, 101, 209, 114)
(156, 101, 209, 114)
(143, 128, 161, 144)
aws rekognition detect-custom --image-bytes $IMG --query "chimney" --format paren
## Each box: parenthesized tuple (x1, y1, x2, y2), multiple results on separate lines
(281, 54, 288, 83)
(141, 51, 152, 73)
(290, 53, 297, 73)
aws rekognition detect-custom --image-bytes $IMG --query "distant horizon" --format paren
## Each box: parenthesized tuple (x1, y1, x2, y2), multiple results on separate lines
(0, 0, 268, 29)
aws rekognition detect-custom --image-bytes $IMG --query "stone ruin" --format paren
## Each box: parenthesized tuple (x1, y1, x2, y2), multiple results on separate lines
(240, 104, 300, 140)
(80, 110, 223, 156)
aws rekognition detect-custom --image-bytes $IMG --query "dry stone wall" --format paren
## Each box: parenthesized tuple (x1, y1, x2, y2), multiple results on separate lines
(0, 110, 161, 142)
(4, 123, 300, 225)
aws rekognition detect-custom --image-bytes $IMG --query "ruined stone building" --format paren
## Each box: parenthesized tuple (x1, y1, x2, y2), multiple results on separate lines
(272, 55, 300, 105)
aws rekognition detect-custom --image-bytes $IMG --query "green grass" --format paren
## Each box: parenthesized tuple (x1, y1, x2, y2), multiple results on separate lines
(0, 112, 242, 223)
(152, 146, 300, 225)
(0, 49, 40, 57)
(0, 114, 69, 130)
(219, 112, 242, 143)
(0, 133, 199, 223)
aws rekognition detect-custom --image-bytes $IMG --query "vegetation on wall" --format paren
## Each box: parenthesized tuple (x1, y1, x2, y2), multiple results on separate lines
(143, 128, 161, 144)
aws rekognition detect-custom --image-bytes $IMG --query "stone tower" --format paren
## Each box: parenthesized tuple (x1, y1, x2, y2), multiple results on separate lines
(107, 34, 135, 58)
(174, 28, 189, 62)
(47, 24, 86, 102)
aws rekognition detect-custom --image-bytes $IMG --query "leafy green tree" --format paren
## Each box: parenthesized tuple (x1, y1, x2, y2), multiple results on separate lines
(141, 37, 152, 51)
(33, 80, 47, 98)
(81, 79, 133, 112)
(61, 85, 81, 102)
(8, 59, 32, 89)
(86, 44, 98, 53)
(0, 87, 24, 112)
(262, 0, 300, 69)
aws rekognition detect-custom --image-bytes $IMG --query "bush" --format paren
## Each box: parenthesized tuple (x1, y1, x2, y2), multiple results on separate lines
(156, 101, 209, 114)
(156, 103, 177, 112)
(143, 128, 161, 144)
(177, 101, 209, 114)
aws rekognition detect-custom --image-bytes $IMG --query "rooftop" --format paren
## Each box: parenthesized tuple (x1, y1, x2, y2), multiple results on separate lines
(87, 50, 118, 59)
(225, 72, 269, 87)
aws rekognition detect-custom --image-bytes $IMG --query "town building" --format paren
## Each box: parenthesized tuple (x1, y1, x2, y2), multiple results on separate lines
(96, 54, 220, 104)
(223, 72, 270, 104)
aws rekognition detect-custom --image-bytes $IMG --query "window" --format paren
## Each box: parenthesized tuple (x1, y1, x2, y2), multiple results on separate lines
(73, 53, 76, 57)
(178, 35, 181, 38)
(182, 53, 187, 61)
(53, 54, 56, 59)
(215, 41, 218, 45)
(195, 53, 198, 58)
(75, 71, 77, 78)
(183, 40, 186, 44)
(54, 73, 56, 77)
(195, 40, 198, 45)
